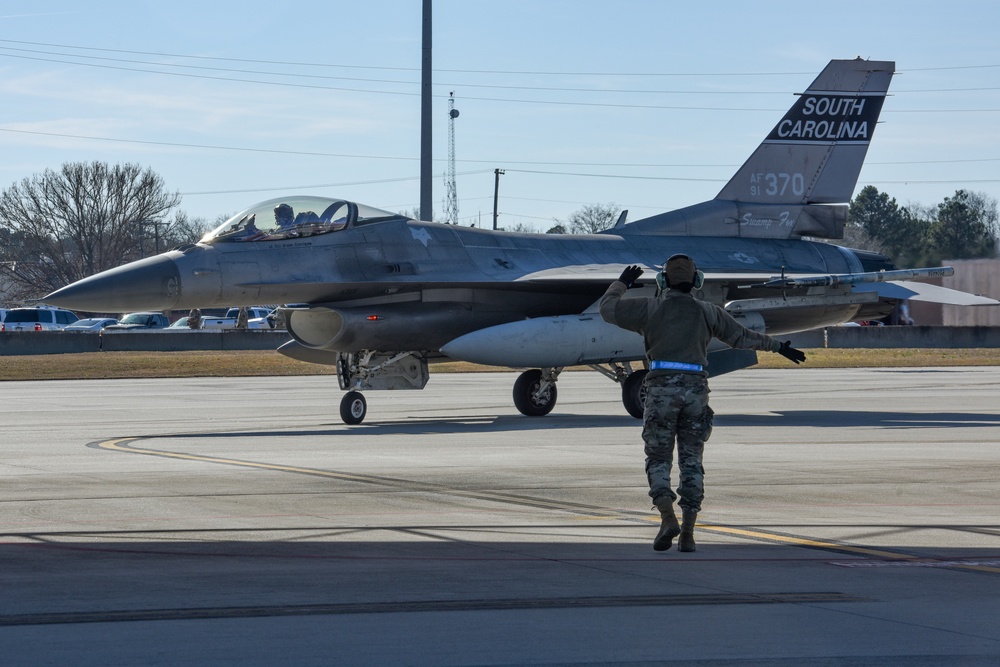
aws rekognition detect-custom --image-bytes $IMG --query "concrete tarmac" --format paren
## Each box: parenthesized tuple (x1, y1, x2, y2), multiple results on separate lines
(1, 367, 999, 666)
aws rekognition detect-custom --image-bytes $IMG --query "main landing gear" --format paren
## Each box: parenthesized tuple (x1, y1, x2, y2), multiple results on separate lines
(620, 368, 648, 419)
(510, 363, 647, 419)
(334, 352, 648, 424)
(512, 368, 560, 416)
(590, 362, 648, 420)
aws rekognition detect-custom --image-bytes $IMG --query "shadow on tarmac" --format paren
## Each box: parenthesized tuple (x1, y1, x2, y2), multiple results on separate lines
(133, 409, 1000, 440)
(3, 532, 999, 625)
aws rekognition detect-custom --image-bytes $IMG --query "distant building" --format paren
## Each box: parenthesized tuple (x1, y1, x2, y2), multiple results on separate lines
(910, 259, 1000, 326)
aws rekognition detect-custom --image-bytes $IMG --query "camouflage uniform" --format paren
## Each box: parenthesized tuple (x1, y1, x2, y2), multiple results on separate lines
(600, 279, 780, 513)
(642, 373, 713, 512)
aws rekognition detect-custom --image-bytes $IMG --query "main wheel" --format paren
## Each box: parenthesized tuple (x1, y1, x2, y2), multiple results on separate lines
(340, 391, 367, 425)
(622, 369, 648, 419)
(512, 369, 557, 417)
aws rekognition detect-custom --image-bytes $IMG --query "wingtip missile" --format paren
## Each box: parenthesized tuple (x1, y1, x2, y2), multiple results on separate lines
(741, 267, 957, 290)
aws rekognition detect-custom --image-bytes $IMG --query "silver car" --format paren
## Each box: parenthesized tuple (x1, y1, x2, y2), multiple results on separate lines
(63, 317, 119, 332)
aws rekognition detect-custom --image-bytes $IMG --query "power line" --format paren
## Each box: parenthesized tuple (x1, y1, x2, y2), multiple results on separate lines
(2, 37, 998, 77)
(2, 128, 996, 170)
(0, 38, 818, 76)
(0, 40, 1000, 105)
(0, 44, 788, 94)
(0, 50, 790, 111)
(0, 127, 420, 161)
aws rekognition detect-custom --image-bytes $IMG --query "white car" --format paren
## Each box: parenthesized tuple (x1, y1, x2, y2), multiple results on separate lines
(103, 312, 170, 330)
(1, 307, 79, 332)
(64, 317, 119, 332)
(201, 307, 275, 330)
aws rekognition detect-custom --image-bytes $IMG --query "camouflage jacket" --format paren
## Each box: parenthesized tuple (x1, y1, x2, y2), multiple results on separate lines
(599, 281, 780, 378)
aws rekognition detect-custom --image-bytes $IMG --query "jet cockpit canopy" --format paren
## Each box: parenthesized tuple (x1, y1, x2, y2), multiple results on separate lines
(202, 195, 405, 244)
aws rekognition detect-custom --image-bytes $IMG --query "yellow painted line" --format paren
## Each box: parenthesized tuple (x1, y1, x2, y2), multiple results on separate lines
(642, 518, 1000, 574)
(99, 437, 1000, 574)
(956, 565, 1000, 574)
(641, 515, 912, 558)
(698, 523, 919, 560)
(99, 438, 388, 484)
(697, 522, 1000, 574)
(97, 437, 608, 515)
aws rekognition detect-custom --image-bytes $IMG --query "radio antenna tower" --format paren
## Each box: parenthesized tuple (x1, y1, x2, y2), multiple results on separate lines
(444, 92, 460, 225)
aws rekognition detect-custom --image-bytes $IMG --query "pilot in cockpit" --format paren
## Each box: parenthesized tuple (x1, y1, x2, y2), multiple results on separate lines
(274, 203, 296, 229)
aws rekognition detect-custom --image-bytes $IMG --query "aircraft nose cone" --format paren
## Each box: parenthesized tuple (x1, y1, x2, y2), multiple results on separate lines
(44, 254, 182, 313)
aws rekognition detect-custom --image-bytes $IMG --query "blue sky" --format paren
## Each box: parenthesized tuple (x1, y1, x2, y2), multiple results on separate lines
(0, 1, 997, 231)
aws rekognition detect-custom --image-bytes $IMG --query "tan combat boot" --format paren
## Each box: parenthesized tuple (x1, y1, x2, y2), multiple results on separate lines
(678, 510, 697, 552)
(653, 503, 681, 551)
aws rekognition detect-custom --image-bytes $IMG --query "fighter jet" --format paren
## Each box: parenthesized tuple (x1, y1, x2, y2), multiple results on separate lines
(45, 58, 997, 424)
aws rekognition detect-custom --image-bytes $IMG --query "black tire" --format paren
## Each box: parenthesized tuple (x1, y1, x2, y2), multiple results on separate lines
(512, 369, 557, 417)
(340, 391, 367, 425)
(622, 369, 648, 420)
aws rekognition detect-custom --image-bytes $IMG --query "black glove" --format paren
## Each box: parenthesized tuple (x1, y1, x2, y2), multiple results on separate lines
(777, 341, 806, 364)
(617, 265, 644, 289)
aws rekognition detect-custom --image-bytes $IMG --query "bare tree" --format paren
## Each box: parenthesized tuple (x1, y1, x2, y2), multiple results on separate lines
(0, 162, 180, 299)
(498, 221, 540, 233)
(160, 210, 218, 249)
(563, 202, 620, 234)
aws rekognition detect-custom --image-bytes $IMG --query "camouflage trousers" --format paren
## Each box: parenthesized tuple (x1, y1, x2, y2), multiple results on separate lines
(642, 373, 714, 513)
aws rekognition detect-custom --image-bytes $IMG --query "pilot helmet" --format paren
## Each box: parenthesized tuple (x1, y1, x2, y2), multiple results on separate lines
(274, 203, 294, 223)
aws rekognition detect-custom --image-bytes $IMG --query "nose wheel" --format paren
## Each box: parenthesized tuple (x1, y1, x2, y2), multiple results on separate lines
(340, 391, 367, 425)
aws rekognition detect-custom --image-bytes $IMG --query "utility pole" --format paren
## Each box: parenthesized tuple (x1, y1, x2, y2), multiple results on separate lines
(444, 92, 459, 225)
(419, 0, 432, 222)
(492, 168, 504, 230)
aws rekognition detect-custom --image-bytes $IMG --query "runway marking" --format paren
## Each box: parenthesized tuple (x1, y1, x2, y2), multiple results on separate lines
(693, 524, 921, 560)
(830, 559, 1000, 569)
(0, 592, 865, 626)
(94, 437, 626, 518)
(94, 436, 1000, 575)
(675, 523, 1000, 575)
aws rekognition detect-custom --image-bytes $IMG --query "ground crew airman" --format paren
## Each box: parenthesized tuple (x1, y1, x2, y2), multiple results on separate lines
(600, 255, 806, 552)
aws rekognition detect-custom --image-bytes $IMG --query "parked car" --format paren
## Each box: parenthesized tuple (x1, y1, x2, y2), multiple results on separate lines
(103, 312, 170, 330)
(1, 306, 79, 332)
(248, 309, 285, 330)
(64, 317, 119, 332)
(202, 306, 274, 330)
(167, 316, 202, 330)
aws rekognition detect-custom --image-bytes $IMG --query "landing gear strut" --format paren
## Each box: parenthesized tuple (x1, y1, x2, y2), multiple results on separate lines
(590, 362, 648, 419)
(335, 351, 429, 425)
(621, 368, 648, 420)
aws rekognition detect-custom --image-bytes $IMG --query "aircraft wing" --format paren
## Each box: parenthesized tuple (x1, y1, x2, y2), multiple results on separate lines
(855, 281, 999, 306)
(739, 266, 999, 306)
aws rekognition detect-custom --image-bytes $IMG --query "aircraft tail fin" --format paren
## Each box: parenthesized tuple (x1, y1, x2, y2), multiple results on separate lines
(716, 58, 894, 206)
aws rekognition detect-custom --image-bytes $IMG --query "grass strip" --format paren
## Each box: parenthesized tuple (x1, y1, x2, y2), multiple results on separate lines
(1, 348, 999, 382)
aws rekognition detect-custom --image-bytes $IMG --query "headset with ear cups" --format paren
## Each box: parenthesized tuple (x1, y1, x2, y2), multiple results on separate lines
(692, 268, 705, 290)
(656, 254, 704, 291)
